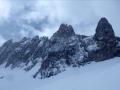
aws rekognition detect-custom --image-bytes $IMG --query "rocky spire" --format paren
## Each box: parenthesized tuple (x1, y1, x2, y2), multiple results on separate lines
(51, 24, 75, 39)
(90, 17, 117, 61)
(95, 17, 115, 41)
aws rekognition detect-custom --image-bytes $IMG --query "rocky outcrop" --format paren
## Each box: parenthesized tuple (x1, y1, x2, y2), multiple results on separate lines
(114, 37, 120, 57)
(38, 24, 87, 78)
(0, 39, 14, 65)
(87, 18, 117, 61)
(51, 24, 75, 39)
(0, 36, 50, 69)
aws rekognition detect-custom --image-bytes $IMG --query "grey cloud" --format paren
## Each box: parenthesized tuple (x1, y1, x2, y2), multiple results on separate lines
(0, 0, 120, 44)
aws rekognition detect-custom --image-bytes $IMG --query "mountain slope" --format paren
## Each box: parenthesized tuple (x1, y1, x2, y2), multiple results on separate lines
(39, 57, 120, 90)
(0, 57, 120, 90)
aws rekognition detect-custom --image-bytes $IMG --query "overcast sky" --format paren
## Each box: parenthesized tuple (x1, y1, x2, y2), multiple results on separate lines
(0, 0, 120, 45)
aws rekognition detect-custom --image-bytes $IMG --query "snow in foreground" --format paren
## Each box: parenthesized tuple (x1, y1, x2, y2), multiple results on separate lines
(0, 57, 120, 90)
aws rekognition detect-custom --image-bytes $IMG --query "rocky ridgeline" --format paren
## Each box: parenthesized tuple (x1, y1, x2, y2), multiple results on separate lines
(0, 17, 120, 78)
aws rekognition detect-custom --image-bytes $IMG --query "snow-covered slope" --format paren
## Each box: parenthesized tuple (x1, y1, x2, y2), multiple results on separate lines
(0, 57, 120, 90)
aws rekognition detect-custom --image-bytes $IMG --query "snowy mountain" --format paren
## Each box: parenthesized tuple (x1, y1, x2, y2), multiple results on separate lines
(0, 17, 120, 80)
(0, 57, 120, 90)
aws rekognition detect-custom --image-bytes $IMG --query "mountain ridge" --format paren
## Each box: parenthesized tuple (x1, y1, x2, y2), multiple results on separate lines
(0, 17, 120, 78)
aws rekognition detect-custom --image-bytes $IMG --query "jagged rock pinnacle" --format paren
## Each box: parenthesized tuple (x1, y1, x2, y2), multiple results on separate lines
(95, 17, 115, 41)
(90, 17, 117, 61)
(51, 24, 75, 39)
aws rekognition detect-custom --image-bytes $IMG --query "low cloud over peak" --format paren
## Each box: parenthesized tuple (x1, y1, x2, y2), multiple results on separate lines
(0, 0, 120, 46)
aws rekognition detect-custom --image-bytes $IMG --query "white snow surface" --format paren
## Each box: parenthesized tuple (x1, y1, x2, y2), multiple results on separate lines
(87, 43, 100, 51)
(0, 57, 120, 90)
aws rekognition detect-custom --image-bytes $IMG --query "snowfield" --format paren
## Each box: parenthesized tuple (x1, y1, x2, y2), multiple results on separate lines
(0, 57, 120, 90)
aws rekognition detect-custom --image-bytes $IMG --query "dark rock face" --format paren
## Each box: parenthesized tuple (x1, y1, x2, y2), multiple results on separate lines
(51, 24, 75, 39)
(0, 39, 14, 65)
(95, 18, 115, 41)
(114, 37, 120, 57)
(0, 36, 50, 69)
(6, 36, 41, 68)
(88, 17, 116, 61)
(39, 42, 86, 78)
(39, 27, 87, 78)
(0, 17, 120, 79)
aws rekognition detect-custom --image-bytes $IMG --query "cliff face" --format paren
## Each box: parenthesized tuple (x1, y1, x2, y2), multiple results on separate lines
(0, 18, 119, 78)
(88, 17, 117, 61)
